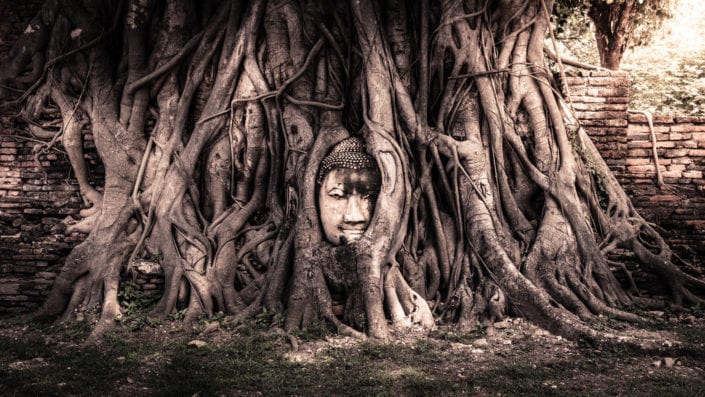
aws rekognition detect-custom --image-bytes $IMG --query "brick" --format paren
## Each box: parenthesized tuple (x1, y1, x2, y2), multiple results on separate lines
(675, 116, 701, 123)
(625, 158, 651, 166)
(627, 141, 655, 149)
(0, 296, 28, 302)
(661, 171, 683, 178)
(672, 157, 694, 165)
(588, 76, 630, 87)
(563, 76, 587, 85)
(627, 164, 663, 173)
(587, 86, 629, 97)
(670, 133, 692, 140)
(685, 220, 705, 230)
(627, 149, 652, 157)
(629, 114, 648, 123)
(664, 149, 689, 158)
(683, 171, 703, 179)
(582, 119, 628, 127)
(652, 115, 675, 124)
(649, 194, 681, 202)
(605, 97, 630, 104)
(576, 111, 626, 120)
(572, 102, 628, 112)
(627, 124, 671, 134)
(683, 140, 698, 149)
(33, 278, 54, 285)
(0, 283, 20, 295)
(568, 95, 606, 103)
(670, 124, 703, 133)
(590, 70, 628, 78)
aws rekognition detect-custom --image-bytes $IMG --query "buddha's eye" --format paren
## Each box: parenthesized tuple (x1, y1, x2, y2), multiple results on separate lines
(328, 189, 346, 199)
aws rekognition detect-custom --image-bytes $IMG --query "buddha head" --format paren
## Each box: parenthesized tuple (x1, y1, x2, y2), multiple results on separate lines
(317, 137, 381, 245)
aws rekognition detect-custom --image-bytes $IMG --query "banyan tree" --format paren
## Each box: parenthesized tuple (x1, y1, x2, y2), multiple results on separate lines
(2, 0, 704, 344)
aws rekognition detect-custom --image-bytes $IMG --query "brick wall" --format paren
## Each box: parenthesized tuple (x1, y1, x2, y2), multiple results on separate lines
(623, 114, 705, 259)
(0, 1, 103, 312)
(564, 71, 705, 261)
(562, 70, 630, 174)
(0, 117, 104, 313)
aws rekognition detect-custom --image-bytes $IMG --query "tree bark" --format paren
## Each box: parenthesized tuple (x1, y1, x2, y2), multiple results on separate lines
(1, 0, 701, 347)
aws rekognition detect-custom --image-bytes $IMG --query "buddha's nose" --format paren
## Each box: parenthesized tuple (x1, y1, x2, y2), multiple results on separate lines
(343, 195, 367, 224)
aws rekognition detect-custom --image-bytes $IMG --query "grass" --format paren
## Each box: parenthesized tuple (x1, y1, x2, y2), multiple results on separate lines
(1, 316, 705, 396)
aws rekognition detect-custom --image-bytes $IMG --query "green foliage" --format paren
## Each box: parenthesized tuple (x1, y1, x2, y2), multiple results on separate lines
(630, 0, 677, 48)
(117, 281, 161, 316)
(429, 325, 486, 344)
(552, 0, 676, 66)
(116, 281, 162, 331)
(627, 54, 705, 115)
(289, 316, 333, 341)
(149, 252, 163, 263)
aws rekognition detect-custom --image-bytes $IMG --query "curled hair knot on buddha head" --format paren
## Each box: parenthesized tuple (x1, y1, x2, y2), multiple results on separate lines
(317, 136, 377, 184)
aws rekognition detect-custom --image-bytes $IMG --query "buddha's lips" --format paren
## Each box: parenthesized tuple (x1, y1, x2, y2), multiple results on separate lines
(339, 228, 365, 240)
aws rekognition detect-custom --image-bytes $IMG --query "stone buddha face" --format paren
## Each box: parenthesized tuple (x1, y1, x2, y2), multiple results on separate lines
(317, 137, 380, 245)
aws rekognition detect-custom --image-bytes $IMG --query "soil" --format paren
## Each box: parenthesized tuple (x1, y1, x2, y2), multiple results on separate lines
(1, 313, 704, 396)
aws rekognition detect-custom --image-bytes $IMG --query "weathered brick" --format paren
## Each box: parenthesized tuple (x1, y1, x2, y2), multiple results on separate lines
(683, 140, 698, 149)
(672, 157, 694, 165)
(628, 164, 663, 173)
(568, 95, 606, 103)
(649, 194, 681, 202)
(576, 111, 627, 120)
(670, 124, 703, 133)
(664, 149, 689, 158)
(670, 133, 692, 140)
(627, 141, 655, 149)
(571, 102, 628, 112)
(675, 116, 701, 123)
(627, 149, 652, 157)
(661, 171, 683, 178)
(625, 158, 650, 166)
(652, 115, 675, 124)
(683, 171, 703, 179)
(0, 295, 28, 302)
(0, 283, 20, 294)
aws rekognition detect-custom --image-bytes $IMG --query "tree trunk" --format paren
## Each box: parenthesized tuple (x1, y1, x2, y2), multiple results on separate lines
(1, 0, 703, 346)
(588, 0, 636, 70)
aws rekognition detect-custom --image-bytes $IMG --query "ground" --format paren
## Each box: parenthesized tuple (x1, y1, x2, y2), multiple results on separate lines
(1, 311, 705, 396)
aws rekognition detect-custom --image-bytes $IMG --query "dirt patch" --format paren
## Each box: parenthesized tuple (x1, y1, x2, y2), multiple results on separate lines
(1, 314, 704, 396)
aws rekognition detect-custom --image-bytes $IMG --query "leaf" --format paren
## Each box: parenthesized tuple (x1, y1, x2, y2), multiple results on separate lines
(187, 340, 208, 348)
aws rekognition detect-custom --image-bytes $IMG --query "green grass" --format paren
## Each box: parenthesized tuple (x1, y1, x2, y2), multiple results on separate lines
(2, 318, 705, 396)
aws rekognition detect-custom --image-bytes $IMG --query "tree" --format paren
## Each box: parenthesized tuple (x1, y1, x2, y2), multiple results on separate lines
(554, 0, 675, 70)
(1, 0, 703, 345)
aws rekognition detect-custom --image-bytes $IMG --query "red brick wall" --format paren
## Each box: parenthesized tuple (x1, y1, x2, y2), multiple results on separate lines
(0, 1, 103, 312)
(562, 70, 630, 174)
(624, 114, 705, 259)
(0, 117, 104, 313)
(564, 71, 705, 262)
